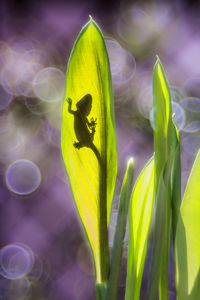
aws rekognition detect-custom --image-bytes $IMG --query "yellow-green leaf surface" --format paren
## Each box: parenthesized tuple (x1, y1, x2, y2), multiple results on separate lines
(61, 18, 117, 283)
(153, 57, 172, 178)
(147, 58, 178, 300)
(125, 157, 155, 300)
(175, 149, 200, 300)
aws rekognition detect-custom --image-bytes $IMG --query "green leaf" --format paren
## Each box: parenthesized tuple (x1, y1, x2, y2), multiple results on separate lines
(96, 283, 107, 300)
(153, 59, 181, 234)
(106, 158, 134, 300)
(175, 149, 200, 300)
(125, 157, 155, 300)
(61, 17, 117, 284)
(170, 123, 181, 241)
(147, 58, 180, 300)
(152, 57, 172, 178)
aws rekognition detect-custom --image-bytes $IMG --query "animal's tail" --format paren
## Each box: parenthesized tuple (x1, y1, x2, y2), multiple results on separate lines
(90, 143, 101, 164)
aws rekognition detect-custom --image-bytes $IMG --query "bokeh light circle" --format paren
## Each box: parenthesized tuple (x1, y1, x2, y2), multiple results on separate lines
(180, 97, 200, 112)
(118, 7, 149, 46)
(25, 97, 50, 115)
(0, 84, 12, 110)
(171, 102, 185, 131)
(45, 120, 61, 147)
(181, 133, 200, 155)
(27, 256, 43, 283)
(105, 39, 136, 84)
(183, 121, 200, 133)
(7, 277, 30, 300)
(0, 277, 11, 298)
(0, 116, 24, 162)
(150, 103, 185, 131)
(138, 86, 153, 118)
(0, 244, 34, 279)
(6, 159, 41, 195)
(170, 86, 184, 103)
(33, 67, 65, 102)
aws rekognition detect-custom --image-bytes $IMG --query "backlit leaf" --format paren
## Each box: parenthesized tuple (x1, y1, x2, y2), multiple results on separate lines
(147, 58, 181, 300)
(175, 149, 200, 300)
(125, 157, 155, 300)
(61, 17, 117, 284)
(152, 57, 171, 178)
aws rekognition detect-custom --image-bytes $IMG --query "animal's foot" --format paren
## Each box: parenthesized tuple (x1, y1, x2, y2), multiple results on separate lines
(73, 142, 82, 149)
(89, 117, 97, 128)
(90, 128, 96, 136)
(67, 98, 72, 104)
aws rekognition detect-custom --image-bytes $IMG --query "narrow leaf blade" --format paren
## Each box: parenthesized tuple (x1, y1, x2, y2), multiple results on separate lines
(147, 58, 176, 300)
(153, 57, 172, 177)
(125, 157, 155, 300)
(106, 158, 134, 300)
(170, 123, 181, 241)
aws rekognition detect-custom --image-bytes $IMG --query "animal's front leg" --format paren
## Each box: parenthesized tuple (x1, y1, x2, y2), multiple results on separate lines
(88, 117, 97, 128)
(67, 98, 75, 114)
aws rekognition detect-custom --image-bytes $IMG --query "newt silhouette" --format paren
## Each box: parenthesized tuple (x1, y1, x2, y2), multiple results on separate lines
(67, 94, 101, 162)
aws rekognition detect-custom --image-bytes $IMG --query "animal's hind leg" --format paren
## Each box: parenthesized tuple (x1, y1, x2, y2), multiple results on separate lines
(73, 141, 83, 149)
(90, 127, 96, 141)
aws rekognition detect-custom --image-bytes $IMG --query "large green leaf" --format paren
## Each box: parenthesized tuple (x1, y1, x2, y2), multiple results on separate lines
(175, 149, 200, 300)
(61, 17, 117, 284)
(125, 157, 155, 300)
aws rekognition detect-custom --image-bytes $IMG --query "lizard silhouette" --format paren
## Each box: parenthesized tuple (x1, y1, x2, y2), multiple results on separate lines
(67, 94, 100, 162)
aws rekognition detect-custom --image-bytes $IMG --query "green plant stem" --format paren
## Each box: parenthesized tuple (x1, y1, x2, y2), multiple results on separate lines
(171, 143, 181, 243)
(106, 159, 134, 300)
(99, 157, 109, 283)
(96, 283, 107, 300)
(146, 176, 168, 300)
(159, 191, 171, 300)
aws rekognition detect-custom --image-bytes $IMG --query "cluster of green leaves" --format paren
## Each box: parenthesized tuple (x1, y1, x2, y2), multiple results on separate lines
(61, 18, 200, 300)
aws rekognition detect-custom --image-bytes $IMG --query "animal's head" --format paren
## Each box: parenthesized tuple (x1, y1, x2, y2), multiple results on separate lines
(76, 94, 92, 116)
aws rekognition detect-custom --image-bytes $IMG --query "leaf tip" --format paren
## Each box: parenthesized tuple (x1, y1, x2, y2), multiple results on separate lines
(155, 55, 162, 68)
(87, 15, 100, 32)
(127, 157, 134, 167)
(156, 54, 160, 61)
(154, 55, 164, 77)
(127, 157, 135, 176)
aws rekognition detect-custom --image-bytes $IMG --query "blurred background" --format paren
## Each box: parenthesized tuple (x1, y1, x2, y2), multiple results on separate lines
(0, 0, 200, 299)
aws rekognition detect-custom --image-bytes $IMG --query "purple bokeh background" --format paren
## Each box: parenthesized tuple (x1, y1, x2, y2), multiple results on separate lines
(0, 0, 200, 299)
